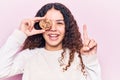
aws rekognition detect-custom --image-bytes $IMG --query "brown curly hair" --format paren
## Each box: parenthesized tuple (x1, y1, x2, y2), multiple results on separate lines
(22, 3, 85, 74)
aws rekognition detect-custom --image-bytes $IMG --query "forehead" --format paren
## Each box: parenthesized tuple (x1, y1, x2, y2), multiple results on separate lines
(44, 8, 64, 20)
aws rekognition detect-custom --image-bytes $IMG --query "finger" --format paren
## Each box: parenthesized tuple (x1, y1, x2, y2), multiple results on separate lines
(32, 17, 46, 22)
(88, 39, 97, 49)
(82, 46, 89, 51)
(26, 29, 45, 36)
(80, 46, 90, 54)
(30, 17, 46, 31)
(25, 20, 32, 30)
(23, 19, 31, 26)
(84, 39, 90, 46)
(29, 20, 35, 31)
(31, 29, 45, 35)
(83, 24, 89, 41)
(33, 29, 45, 34)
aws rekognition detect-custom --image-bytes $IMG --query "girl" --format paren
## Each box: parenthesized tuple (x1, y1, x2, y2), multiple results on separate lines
(0, 2, 101, 80)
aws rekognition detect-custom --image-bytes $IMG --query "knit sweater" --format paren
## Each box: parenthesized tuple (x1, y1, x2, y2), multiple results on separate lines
(0, 30, 101, 80)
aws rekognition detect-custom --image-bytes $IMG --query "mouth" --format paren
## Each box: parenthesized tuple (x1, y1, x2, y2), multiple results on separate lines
(48, 34, 59, 41)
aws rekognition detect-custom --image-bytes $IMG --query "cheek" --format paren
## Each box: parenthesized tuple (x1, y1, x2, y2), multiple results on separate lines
(42, 33, 47, 39)
(57, 26, 65, 34)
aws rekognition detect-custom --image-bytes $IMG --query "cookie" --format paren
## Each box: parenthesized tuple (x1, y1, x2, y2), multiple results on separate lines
(39, 19, 52, 30)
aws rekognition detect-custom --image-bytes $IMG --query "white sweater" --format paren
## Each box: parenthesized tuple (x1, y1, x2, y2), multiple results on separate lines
(0, 30, 101, 80)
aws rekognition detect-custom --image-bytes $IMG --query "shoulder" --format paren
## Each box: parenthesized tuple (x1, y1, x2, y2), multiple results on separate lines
(14, 48, 43, 62)
(65, 49, 98, 67)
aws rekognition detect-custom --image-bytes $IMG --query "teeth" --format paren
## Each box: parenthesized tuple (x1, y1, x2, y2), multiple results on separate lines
(48, 34, 59, 40)
(49, 34, 58, 37)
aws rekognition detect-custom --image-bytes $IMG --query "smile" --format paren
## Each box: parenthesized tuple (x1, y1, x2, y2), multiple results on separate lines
(48, 34, 59, 41)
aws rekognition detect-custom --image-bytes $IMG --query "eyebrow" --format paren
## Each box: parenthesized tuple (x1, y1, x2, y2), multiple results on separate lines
(56, 19, 64, 21)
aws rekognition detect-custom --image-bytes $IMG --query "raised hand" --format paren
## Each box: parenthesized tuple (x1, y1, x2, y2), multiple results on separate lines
(20, 17, 45, 36)
(81, 24, 97, 55)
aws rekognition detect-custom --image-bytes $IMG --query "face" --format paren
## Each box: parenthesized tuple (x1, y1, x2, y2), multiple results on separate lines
(43, 8, 65, 50)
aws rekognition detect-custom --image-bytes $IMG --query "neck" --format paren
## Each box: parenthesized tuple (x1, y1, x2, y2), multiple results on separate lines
(45, 45, 62, 51)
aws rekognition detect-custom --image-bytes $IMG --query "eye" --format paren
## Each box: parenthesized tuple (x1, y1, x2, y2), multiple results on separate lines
(57, 22, 64, 25)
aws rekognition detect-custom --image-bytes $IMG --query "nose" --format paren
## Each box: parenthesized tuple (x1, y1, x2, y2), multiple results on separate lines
(50, 22, 56, 31)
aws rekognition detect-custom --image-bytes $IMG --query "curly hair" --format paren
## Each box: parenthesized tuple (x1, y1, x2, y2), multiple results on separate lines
(22, 3, 85, 74)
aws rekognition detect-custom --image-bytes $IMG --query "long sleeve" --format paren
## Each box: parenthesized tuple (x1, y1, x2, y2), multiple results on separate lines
(82, 54, 101, 80)
(0, 30, 27, 79)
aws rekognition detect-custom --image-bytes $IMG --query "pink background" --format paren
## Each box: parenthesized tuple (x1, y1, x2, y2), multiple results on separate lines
(0, 0, 120, 80)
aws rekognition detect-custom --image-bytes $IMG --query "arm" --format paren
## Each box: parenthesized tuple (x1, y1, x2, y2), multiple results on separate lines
(82, 54, 101, 80)
(0, 30, 27, 79)
(0, 17, 46, 79)
(81, 25, 101, 80)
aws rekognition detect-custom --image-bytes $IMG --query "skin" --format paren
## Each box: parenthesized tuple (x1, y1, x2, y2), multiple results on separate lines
(20, 17, 46, 36)
(20, 9, 97, 55)
(43, 8, 65, 51)
(81, 24, 97, 55)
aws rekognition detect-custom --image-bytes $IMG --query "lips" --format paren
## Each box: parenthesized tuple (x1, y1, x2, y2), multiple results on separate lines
(48, 34, 59, 41)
